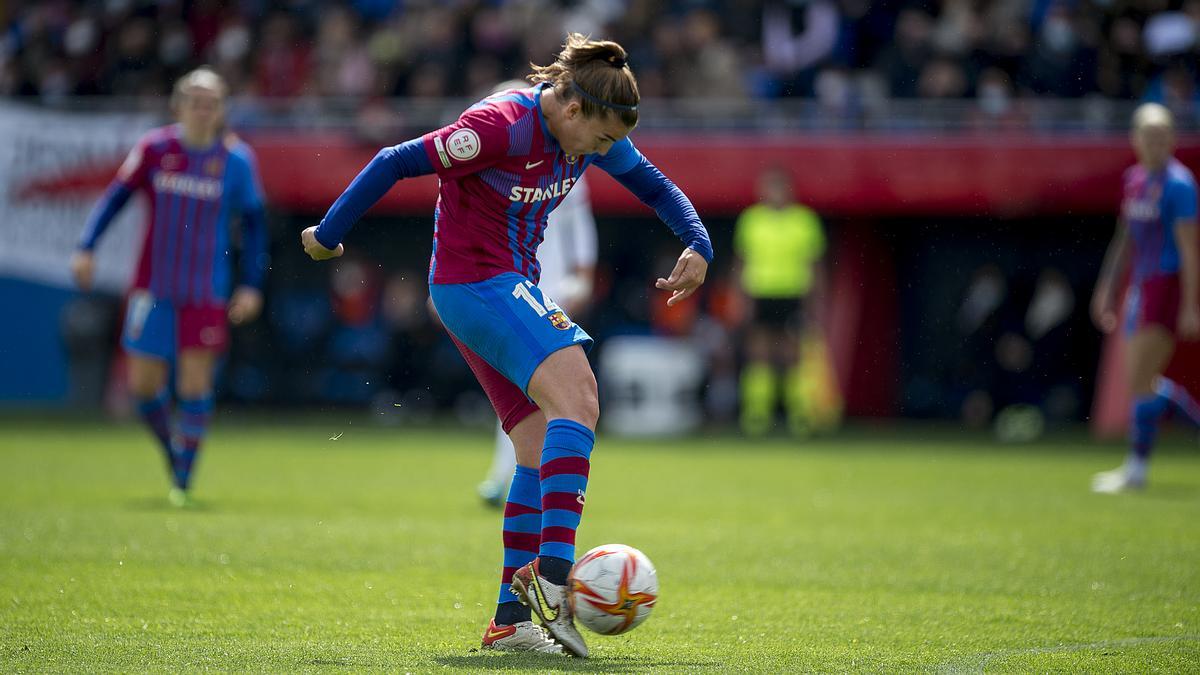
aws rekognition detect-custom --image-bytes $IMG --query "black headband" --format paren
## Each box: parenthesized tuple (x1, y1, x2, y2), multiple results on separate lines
(570, 80, 638, 112)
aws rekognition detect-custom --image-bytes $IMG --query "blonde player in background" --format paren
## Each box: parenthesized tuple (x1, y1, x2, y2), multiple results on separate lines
(71, 68, 268, 506)
(1091, 103, 1200, 493)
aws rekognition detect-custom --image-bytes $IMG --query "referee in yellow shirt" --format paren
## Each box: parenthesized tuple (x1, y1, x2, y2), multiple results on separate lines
(734, 166, 828, 436)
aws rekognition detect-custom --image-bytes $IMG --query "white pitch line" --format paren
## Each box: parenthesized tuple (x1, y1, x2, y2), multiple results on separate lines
(935, 635, 1200, 673)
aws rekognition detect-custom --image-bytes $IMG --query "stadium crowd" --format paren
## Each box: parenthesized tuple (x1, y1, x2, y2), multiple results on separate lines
(3, 0, 1199, 113)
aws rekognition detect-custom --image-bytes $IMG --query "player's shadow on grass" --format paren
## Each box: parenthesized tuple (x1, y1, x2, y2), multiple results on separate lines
(1139, 481, 1199, 501)
(435, 652, 716, 672)
(124, 496, 217, 513)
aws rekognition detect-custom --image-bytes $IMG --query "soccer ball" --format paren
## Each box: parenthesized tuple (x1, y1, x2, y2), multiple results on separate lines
(568, 544, 658, 635)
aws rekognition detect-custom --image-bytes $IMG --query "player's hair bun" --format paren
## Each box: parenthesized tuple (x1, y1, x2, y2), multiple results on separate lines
(526, 33, 639, 126)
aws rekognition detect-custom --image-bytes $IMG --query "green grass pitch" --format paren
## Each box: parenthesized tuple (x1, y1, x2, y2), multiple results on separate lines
(1, 417, 1199, 672)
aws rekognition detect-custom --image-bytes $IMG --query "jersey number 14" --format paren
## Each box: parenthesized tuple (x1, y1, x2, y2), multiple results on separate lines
(512, 280, 559, 317)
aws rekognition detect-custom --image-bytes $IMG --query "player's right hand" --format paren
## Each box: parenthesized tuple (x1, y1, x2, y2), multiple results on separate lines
(70, 250, 95, 291)
(1090, 291, 1117, 334)
(656, 247, 708, 307)
(301, 226, 344, 261)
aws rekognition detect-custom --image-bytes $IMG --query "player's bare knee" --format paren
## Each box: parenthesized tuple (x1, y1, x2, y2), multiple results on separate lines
(127, 359, 167, 398)
(176, 351, 216, 398)
(129, 378, 163, 399)
(565, 376, 600, 428)
(534, 377, 598, 428)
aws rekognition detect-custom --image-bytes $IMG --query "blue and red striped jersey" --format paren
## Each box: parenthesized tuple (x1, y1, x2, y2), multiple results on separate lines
(100, 124, 266, 305)
(313, 84, 710, 283)
(420, 84, 645, 285)
(1122, 158, 1198, 283)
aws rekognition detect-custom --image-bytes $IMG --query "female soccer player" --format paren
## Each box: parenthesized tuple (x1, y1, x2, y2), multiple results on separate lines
(71, 67, 269, 506)
(476, 171, 597, 508)
(1091, 103, 1200, 493)
(302, 35, 711, 657)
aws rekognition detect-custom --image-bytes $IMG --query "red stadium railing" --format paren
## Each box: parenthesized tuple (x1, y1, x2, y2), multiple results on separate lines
(244, 130, 1200, 217)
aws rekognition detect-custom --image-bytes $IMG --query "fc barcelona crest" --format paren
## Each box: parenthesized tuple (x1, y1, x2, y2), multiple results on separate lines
(204, 157, 225, 176)
(548, 310, 572, 330)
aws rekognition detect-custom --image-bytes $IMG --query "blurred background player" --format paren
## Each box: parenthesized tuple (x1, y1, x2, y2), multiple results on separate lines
(1091, 103, 1200, 493)
(301, 35, 710, 657)
(475, 80, 599, 509)
(69, 67, 268, 506)
(734, 166, 837, 437)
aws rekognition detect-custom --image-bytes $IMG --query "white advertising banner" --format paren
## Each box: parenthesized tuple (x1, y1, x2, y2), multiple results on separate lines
(0, 102, 159, 291)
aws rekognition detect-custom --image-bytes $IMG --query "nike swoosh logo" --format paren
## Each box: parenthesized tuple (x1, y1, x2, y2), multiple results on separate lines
(525, 160, 544, 169)
(485, 628, 512, 640)
(530, 575, 559, 622)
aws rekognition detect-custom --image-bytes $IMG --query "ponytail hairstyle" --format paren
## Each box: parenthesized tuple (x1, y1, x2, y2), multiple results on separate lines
(528, 33, 640, 128)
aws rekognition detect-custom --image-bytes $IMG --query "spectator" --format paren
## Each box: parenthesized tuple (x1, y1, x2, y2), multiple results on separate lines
(875, 7, 934, 98)
(3, 0, 1199, 124)
(968, 67, 1030, 130)
(918, 56, 968, 99)
(253, 13, 311, 99)
(761, 0, 840, 96)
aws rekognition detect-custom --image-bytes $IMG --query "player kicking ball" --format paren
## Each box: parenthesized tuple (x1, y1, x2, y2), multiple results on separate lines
(71, 68, 269, 506)
(302, 35, 711, 657)
(474, 79, 599, 510)
(1091, 103, 1200, 493)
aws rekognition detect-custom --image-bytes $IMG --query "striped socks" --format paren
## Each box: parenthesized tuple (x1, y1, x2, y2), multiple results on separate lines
(1130, 393, 1168, 462)
(496, 465, 540, 625)
(537, 419, 594, 585)
(1130, 378, 1200, 467)
(1156, 378, 1200, 429)
(174, 396, 214, 490)
(135, 389, 175, 476)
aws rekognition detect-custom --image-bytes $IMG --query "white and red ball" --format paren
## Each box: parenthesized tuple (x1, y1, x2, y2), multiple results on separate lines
(568, 544, 658, 635)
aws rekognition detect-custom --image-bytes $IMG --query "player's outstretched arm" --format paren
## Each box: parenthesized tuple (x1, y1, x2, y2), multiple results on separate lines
(594, 139, 713, 306)
(303, 138, 433, 261)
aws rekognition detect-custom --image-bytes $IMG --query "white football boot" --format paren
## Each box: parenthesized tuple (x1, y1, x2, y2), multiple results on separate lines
(1092, 460, 1146, 494)
(480, 618, 563, 654)
(511, 560, 588, 658)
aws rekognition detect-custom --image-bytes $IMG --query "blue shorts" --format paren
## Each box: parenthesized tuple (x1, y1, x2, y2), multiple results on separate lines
(430, 272, 592, 393)
(122, 290, 229, 361)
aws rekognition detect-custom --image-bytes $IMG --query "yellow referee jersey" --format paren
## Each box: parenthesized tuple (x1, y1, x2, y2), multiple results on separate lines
(734, 203, 826, 299)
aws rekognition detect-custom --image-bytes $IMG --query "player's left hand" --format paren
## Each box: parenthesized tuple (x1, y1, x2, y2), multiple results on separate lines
(1179, 304, 1200, 341)
(228, 286, 264, 325)
(655, 247, 708, 307)
(301, 226, 344, 260)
